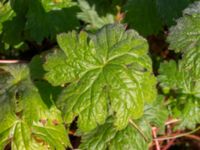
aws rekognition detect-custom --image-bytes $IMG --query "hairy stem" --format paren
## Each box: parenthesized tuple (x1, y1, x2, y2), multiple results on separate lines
(129, 119, 149, 142)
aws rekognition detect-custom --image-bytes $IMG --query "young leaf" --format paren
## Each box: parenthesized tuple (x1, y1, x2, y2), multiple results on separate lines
(77, 0, 115, 31)
(0, 64, 70, 149)
(44, 24, 157, 131)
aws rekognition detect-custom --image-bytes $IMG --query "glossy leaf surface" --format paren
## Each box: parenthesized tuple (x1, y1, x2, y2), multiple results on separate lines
(44, 24, 157, 131)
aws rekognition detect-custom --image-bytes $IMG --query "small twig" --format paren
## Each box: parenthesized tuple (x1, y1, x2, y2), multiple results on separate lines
(129, 119, 149, 142)
(166, 124, 171, 143)
(184, 134, 200, 142)
(0, 60, 27, 64)
(152, 127, 160, 150)
(0, 60, 20, 63)
(154, 126, 200, 141)
(161, 130, 181, 150)
(165, 119, 180, 126)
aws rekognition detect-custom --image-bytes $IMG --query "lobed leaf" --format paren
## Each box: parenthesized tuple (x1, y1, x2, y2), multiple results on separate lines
(79, 97, 167, 150)
(77, 0, 115, 31)
(158, 60, 200, 129)
(0, 64, 70, 149)
(159, 2, 200, 129)
(167, 1, 200, 53)
(44, 24, 157, 131)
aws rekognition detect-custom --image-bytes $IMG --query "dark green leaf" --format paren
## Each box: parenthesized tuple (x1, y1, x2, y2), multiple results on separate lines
(124, 0, 163, 36)
(25, 0, 79, 42)
(156, 0, 190, 26)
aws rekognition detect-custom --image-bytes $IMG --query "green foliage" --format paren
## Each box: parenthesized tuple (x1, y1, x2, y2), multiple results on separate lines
(44, 24, 157, 131)
(77, 0, 115, 31)
(156, 0, 190, 26)
(25, 0, 79, 42)
(80, 118, 152, 150)
(0, 2, 14, 34)
(0, 64, 70, 149)
(125, 0, 163, 36)
(0, 0, 79, 48)
(0, 0, 195, 53)
(158, 60, 200, 130)
(83, 0, 121, 15)
(158, 1, 200, 130)
(79, 96, 167, 150)
(125, 0, 192, 36)
(1, 0, 200, 149)
(167, 1, 200, 53)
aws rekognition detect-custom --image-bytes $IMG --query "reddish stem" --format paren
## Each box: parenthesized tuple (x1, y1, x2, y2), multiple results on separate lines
(184, 134, 200, 142)
(152, 127, 160, 150)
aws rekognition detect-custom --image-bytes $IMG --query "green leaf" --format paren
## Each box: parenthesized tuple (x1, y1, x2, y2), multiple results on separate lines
(159, 1, 200, 130)
(167, 1, 200, 53)
(156, 0, 190, 26)
(10, 0, 29, 15)
(77, 0, 115, 31)
(158, 60, 179, 90)
(2, 15, 26, 45)
(84, 0, 119, 16)
(0, 64, 70, 149)
(79, 97, 167, 150)
(44, 24, 157, 131)
(0, 2, 15, 34)
(41, 0, 75, 12)
(158, 59, 200, 129)
(34, 80, 62, 107)
(142, 95, 168, 128)
(124, 0, 163, 36)
(80, 118, 151, 150)
(170, 96, 200, 130)
(160, 1, 200, 95)
(29, 55, 46, 80)
(0, 1, 27, 46)
(25, 0, 79, 42)
(159, 59, 200, 96)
